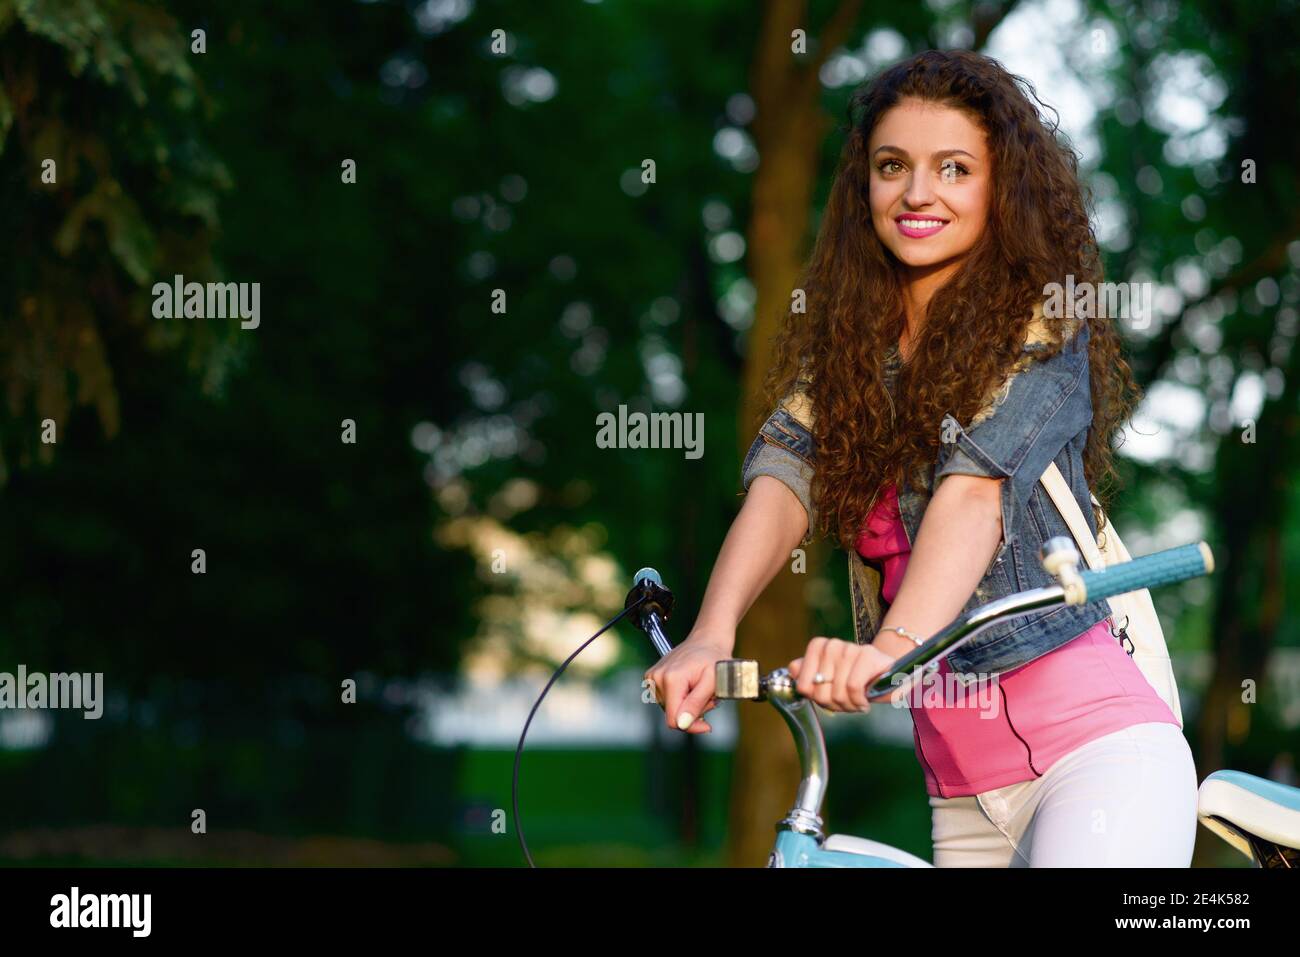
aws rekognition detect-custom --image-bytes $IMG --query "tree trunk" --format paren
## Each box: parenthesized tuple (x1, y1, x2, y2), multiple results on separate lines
(727, 0, 861, 869)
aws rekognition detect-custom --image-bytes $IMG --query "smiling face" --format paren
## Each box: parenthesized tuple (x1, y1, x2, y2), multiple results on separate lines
(868, 98, 992, 277)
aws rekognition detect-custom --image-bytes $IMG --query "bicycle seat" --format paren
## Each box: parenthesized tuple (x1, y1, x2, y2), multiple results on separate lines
(1197, 769, 1300, 866)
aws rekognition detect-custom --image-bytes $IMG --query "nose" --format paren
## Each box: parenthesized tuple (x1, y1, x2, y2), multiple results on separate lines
(904, 168, 938, 209)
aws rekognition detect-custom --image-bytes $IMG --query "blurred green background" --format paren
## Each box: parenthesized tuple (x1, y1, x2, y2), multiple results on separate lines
(1, 0, 1297, 867)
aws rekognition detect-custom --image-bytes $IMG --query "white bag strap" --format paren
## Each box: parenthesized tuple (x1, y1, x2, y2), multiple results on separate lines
(1039, 461, 1105, 569)
(1039, 464, 1183, 728)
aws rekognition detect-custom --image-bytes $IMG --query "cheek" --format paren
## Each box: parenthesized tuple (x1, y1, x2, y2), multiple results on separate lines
(868, 180, 890, 217)
(947, 186, 989, 242)
(870, 171, 907, 203)
(960, 183, 991, 227)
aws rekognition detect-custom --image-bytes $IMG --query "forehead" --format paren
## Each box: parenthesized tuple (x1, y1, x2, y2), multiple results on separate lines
(869, 99, 987, 155)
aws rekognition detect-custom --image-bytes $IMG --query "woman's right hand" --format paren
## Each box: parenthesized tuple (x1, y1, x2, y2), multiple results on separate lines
(643, 632, 734, 734)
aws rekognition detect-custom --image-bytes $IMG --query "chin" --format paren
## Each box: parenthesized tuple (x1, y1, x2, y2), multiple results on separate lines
(892, 247, 958, 268)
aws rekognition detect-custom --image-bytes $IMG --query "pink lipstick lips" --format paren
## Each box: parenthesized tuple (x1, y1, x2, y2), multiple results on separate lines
(895, 214, 948, 238)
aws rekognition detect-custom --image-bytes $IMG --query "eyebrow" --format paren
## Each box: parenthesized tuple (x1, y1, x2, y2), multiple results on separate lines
(872, 146, 978, 161)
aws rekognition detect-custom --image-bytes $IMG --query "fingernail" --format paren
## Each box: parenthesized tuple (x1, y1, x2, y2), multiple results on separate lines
(676, 712, 694, 730)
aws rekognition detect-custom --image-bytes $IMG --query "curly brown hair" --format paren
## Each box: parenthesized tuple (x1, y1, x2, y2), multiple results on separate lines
(761, 49, 1141, 551)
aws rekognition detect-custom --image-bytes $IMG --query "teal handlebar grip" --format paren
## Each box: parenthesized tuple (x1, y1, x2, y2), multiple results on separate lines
(1080, 541, 1214, 603)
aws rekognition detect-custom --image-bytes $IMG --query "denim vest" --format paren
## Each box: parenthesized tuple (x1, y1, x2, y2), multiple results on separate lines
(740, 308, 1113, 677)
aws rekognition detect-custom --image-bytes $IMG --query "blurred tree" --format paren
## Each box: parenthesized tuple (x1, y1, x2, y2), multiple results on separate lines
(731, 0, 863, 870)
(0, 0, 235, 483)
(2, 0, 470, 697)
(1083, 0, 1300, 776)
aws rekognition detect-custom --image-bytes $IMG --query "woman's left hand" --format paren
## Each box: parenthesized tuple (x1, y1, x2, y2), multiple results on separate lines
(788, 637, 898, 712)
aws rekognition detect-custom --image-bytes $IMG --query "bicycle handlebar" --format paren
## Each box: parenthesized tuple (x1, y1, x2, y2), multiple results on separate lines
(621, 538, 1214, 849)
(629, 537, 1215, 707)
(862, 538, 1213, 701)
(1077, 541, 1213, 604)
(626, 566, 674, 656)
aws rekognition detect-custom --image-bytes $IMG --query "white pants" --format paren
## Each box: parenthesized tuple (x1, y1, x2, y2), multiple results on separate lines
(928, 721, 1198, 867)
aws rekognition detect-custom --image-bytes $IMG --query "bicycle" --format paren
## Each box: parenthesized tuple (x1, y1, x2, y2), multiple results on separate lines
(513, 535, 1300, 868)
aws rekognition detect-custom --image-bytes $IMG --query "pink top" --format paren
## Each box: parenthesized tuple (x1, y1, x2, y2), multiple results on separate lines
(855, 483, 1179, 798)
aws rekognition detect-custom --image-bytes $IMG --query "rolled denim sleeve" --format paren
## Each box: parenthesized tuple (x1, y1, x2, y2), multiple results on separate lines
(741, 405, 818, 546)
(935, 320, 1092, 507)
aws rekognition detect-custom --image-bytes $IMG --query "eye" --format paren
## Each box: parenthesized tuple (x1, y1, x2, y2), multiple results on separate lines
(939, 160, 970, 182)
(876, 159, 904, 175)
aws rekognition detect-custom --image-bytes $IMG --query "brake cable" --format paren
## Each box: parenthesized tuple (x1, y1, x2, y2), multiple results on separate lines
(512, 594, 649, 868)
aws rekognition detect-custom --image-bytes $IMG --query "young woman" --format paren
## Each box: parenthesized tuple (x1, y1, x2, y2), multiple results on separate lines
(643, 50, 1198, 867)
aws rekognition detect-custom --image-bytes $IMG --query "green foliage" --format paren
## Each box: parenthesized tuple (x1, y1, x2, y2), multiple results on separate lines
(2, 0, 472, 697)
(0, 0, 232, 480)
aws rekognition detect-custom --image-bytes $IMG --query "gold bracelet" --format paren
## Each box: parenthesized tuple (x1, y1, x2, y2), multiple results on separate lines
(877, 625, 925, 647)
